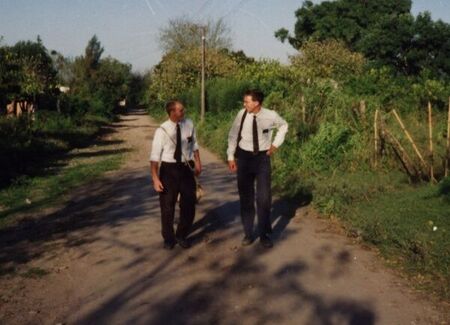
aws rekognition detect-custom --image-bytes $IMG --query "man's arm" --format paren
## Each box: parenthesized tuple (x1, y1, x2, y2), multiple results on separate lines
(149, 128, 164, 192)
(227, 110, 244, 172)
(190, 123, 202, 176)
(193, 149, 202, 176)
(267, 111, 288, 156)
(150, 161, 164, 192)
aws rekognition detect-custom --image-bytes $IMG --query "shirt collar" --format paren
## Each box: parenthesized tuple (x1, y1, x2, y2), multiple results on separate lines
(251, 107, 263, 117)
(167, 118, 184, 127)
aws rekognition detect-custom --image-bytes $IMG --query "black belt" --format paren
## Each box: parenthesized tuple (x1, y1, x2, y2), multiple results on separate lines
(161, 160, 195, 167)
(236, 147, 268, 157)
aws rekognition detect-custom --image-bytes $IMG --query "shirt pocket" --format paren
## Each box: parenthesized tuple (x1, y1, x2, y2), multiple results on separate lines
(259, 120, 274, 139)
(259, 119, 275, 131)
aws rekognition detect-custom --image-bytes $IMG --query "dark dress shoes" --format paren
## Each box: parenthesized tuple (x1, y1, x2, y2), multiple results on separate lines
(176, 237, 191, 249)
(163, 240, 176, 250)
(241, 235, 254, 246)
(260, 234, 273, 248)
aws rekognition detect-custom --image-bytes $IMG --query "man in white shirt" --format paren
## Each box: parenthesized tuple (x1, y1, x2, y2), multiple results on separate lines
(150, 100, 202, 249)
(227, 89, 288, 248)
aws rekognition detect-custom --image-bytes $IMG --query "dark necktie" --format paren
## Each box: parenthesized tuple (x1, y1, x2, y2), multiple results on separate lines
(174, 123, 182, 162)
(253, 115, 259, 154)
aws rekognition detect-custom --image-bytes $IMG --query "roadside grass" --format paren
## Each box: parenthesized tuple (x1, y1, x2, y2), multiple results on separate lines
(311, 171, 450, 299)
(0, 125, 126, 229)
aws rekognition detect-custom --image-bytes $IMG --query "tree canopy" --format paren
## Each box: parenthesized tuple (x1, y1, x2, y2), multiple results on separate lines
(276, 0, 450, 78)
(158, 16, 232, 53)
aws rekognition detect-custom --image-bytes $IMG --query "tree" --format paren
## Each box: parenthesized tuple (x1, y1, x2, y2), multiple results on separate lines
(95, 56, 132, 106)
(84, 35, 104, 72)
(0, 40, 20, 107)
(149, 48, 238, 102)
(276, 0, 450, 78)
(158, 16, 232, 53)
(9, 37, 56, 102)
(276, 0, 412, 50)
(290, 39, 366, 83)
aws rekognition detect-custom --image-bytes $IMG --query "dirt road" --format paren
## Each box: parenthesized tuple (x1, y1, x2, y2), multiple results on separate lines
(0, 109, 447, 325)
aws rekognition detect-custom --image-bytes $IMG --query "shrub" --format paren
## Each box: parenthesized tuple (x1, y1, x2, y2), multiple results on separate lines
(300, 122, 353, 172)
(206, 78, 252, 113)
(438, 177, 450, 201)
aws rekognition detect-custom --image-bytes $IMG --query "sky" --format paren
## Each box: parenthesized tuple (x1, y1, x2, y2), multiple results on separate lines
(1, 0, 449, 72)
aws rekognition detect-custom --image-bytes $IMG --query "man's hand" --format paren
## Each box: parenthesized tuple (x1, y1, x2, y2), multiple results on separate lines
(194, 161, 202, 176)
(153, 177, 164, 192)
(266, 145, 277, 156)
(228, 160, 237, 172)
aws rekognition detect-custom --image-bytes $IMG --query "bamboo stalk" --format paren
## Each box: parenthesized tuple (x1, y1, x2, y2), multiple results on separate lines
(301, 95, 306, 123)
(428, 101, 436, 182)
(383, 125, 419, 181)
(391, 109, 428, 172)
(446, 97, 450, 177)
(360, 100, 366, 122)
(374, 109, 379, 168)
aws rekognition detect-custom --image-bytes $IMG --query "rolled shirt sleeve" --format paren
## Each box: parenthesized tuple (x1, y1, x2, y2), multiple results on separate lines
(192, 124, 199, 152)
(149, 128, 164, 162)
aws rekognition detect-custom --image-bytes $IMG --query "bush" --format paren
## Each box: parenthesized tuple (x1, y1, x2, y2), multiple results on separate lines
(438, 177, 450, 201)
(206, 78, 252, 113)
(300, 122, 353, 172)
(59, 94, 89, 117)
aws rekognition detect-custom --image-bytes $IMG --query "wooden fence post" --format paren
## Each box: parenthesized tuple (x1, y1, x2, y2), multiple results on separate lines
(359, 100, 366, 123)
(374, 109, 379, 168)
(391, 109, 428, 175)
(301, 95, 306, 123)
(382, 123, 420, 182)
(428, 101, 436, 183)
(445, 97, 450, 177)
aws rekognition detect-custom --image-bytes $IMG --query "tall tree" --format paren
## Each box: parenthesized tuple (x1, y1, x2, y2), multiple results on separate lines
(158, 16, 232, 53)
(276, 0, 450, 77)
(9, 37, 56, 101)
(0, 39, 20, 106)
(275, 0, 411, 50)
(84, 35, 104, 72)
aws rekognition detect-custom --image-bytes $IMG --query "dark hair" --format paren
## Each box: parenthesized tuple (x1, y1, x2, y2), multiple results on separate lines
(244, 89, 264, 104)
(165, 100, 182, 115)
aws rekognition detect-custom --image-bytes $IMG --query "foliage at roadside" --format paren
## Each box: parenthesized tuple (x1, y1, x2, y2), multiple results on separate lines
(0, 35, 141, 186)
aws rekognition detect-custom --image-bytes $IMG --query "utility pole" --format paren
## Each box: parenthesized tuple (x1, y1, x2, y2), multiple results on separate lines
(200, 26, 206, 123)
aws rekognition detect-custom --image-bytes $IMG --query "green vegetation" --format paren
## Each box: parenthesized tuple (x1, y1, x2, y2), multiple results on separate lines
(0, 35, 143, 226)
(275, 0, 450, 78)
(146, 9, 450, 299)
(0, 137, 125, 228)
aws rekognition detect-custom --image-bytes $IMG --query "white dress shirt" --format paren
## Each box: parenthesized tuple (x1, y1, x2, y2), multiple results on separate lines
(227, 108, 288, 161)
(150, 118, 199, 163)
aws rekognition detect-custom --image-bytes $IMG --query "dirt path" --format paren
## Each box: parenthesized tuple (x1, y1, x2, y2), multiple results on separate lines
(0, 109, 448, 325)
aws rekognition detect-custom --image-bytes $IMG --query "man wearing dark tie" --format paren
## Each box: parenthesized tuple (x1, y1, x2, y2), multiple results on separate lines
(227, 90, 288, 248)
(150, 100, 202, 249)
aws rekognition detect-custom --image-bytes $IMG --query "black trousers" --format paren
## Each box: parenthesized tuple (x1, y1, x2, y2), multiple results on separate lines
(159, 162, 196, 242)
(236, 148, 272, 238)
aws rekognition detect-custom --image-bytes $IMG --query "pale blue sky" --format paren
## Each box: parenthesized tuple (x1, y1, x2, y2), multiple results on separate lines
(1, 0, 449, 72)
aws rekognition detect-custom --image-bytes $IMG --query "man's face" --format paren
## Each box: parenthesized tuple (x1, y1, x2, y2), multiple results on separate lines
(243, 95, 260, 113)
(170, 103, 185, 121)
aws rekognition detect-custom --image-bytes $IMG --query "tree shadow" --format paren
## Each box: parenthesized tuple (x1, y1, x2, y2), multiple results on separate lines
(0, 169, 157, 276)
(75, 241, 376, 325)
